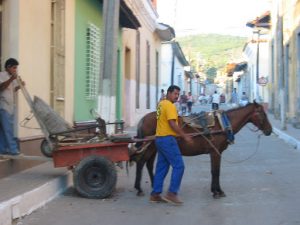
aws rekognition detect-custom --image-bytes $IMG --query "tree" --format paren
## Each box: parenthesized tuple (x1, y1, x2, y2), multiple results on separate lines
(205, 66, 217, 83)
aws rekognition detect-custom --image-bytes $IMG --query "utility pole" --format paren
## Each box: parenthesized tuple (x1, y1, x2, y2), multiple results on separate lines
(99, 0, 120, 125)
(255, 30, 261, 101)
(278, 2, 286, 130)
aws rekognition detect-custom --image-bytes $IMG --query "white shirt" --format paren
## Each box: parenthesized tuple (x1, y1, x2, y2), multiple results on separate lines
(0, 71, 18, 114)
(212, 93, 220, 104)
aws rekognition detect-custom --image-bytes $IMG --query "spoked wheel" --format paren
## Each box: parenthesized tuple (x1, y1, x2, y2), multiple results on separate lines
(73, 155, 117, 199)
(40, 137, 57, 157)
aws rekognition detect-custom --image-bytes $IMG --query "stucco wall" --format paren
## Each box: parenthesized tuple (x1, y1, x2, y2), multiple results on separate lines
(1, 0, 75, 138)
(121, 9, 162, 126)
(65, 0, 75, 124)
(18, 0, 51, 137)
(74, 0, 103, 121)
(160, 43, 186, 93)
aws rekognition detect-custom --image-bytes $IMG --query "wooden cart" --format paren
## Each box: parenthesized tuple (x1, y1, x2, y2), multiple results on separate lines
(53, 141, 130, 199)
(15, 76, 136, 199)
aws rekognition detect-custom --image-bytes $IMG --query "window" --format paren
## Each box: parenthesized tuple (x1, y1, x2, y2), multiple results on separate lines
(85, 23, 101, 100)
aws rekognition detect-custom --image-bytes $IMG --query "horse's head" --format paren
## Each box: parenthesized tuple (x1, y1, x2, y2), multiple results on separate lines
(249, 102, 272, 135)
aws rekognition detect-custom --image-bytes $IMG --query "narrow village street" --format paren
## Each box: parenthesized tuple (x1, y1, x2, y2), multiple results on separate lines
(1, 1, 300, 225)
(15, 104, 300, 225)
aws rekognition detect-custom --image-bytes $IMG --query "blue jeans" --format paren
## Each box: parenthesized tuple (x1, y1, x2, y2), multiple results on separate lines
(0, 109, 19, 154)
(152, 136, 185, 195)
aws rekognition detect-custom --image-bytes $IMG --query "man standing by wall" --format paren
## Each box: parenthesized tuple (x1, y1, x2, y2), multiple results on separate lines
(0, 58, 22, 155)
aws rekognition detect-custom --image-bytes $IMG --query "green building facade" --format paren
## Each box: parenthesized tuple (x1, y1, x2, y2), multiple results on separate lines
(74, 0, 125, 122)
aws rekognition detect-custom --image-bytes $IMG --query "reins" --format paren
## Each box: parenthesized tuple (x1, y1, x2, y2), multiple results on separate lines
(247, 125, 260, 132)
(199, 132, 263, 164)
(182, 111, 264, 164)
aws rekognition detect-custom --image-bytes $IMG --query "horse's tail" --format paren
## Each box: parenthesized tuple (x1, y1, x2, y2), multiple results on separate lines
(135, 116, 145, 148)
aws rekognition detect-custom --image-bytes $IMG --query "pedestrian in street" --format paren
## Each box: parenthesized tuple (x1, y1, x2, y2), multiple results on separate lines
(239, 91, 249, 106)
(160, 89, 166, 101)
(0, 58, 23, 155)
(212, 90, 220, 110)
(231, 88, 238, 106)
(150, 85, 193, 205)
(179, 91, 188, 115)
(187, 91, 193, 114)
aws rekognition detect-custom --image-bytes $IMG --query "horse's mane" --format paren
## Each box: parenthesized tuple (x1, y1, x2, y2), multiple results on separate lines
(225, 102, 255, 114)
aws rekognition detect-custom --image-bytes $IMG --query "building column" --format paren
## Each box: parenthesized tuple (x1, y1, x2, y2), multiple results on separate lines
(98, 0, 120, 128)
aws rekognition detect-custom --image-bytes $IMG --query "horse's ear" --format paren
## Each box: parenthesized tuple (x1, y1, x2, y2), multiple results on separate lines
(253, 99, 257, 105)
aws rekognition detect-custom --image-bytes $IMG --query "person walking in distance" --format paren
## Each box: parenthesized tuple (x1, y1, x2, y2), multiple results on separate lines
(160, 89, 166, 101)
(150, 85, 193, 205)
(0, 58, 24, 155)
(240, 91, 249, 106)
(212, 90, 220, 110)
(179, 91, 188, 115)
(231, 88, 238, 106)
(187, 92, 193, 114)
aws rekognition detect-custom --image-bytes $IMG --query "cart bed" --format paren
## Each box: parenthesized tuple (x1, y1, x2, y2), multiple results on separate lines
(53, 141, 129, 168)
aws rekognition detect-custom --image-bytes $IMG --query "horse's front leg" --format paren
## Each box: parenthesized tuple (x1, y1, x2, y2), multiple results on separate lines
(210, 152, 226, 199)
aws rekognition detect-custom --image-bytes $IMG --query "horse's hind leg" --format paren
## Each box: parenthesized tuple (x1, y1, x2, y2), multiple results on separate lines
(210, 153, 226, 199)
(146, 152, 156, 187)
(134, 160, 146, 196)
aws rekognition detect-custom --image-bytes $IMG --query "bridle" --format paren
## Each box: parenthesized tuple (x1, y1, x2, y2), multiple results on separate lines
(249, 106, 266, 132)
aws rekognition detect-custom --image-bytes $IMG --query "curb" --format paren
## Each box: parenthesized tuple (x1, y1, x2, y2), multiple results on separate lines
(0, 171, 72, 225)
(273, 127, 300, 150)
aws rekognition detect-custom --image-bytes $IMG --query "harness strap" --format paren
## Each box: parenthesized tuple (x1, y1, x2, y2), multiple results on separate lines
(216, 112, 234, 144)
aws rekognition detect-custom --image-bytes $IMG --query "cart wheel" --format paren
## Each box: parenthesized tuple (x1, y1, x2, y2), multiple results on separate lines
(73, 155, 117, 199)
(40, 138, 55, 157)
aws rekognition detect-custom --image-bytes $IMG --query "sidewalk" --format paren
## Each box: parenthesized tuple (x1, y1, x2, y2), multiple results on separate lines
(0, 117, 300, 225)
(0, 162, 72, 225)
(267, 113, 300, 150)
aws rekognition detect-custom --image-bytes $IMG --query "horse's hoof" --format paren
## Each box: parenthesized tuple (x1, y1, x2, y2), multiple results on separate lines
(213, 193, 221, 199)
(219, 192, 226, 198)
(137, 191, 145, 197)
(213, 192, 226, 199)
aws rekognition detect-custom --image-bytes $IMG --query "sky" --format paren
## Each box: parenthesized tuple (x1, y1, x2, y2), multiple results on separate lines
(157, 0, 272, 37)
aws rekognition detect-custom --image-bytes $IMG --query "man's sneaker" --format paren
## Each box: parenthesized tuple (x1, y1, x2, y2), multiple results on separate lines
(149, 194, 167, 203)
(162, 192, 183, 206)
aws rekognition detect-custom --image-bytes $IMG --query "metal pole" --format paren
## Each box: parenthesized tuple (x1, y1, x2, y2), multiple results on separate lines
(171, 43, 175, 85)
(279, 14, 286, 130)
(16, 76, 53, 149)
(256, 30, 260, 101)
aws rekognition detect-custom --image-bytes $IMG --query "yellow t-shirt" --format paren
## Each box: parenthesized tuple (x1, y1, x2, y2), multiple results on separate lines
(156, 99, 178, 136)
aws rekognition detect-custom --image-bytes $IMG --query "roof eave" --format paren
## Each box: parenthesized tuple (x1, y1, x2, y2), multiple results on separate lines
(120, 0, 141, 29)
(172, 42, 189, 66)
(155, 23, 175, 41)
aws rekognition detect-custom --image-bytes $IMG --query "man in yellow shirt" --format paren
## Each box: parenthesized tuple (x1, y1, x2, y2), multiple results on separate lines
(150, 85, 192, 205)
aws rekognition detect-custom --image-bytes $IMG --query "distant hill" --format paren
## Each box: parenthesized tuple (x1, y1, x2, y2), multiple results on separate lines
(177, 34, 247, 81)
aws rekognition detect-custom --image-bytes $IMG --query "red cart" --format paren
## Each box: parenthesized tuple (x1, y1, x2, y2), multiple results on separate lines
(15, 76, 138, 199)
(52, 141, 130, 199)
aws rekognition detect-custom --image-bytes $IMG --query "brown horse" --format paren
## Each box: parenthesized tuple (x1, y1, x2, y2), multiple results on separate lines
(130, 102, 272, 198)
